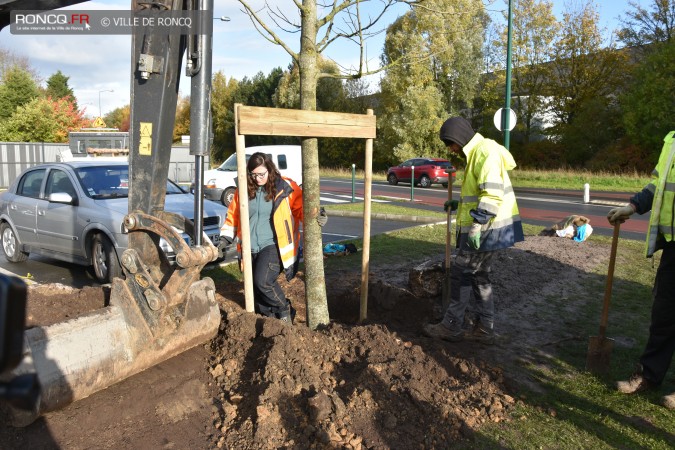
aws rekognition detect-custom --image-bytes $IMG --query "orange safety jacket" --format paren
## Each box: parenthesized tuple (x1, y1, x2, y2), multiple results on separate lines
(220, 176, 303, 278)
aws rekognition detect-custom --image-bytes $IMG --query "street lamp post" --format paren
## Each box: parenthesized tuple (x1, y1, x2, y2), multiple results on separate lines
(98, 89, 114, 118)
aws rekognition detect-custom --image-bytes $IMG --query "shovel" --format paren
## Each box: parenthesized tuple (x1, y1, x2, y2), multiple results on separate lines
(442, 167, 457, 312)
(586, 222, 620, 374)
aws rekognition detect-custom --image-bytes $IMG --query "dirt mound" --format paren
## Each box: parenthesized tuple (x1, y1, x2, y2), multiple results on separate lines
(208, 308, 513, 449)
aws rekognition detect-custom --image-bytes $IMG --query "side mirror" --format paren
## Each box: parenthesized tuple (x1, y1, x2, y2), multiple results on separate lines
(49, 192, 76, 205)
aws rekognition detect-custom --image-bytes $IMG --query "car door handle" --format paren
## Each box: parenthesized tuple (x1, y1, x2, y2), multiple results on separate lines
(10, 205, 17, 210)
(38, 210, 45, 216)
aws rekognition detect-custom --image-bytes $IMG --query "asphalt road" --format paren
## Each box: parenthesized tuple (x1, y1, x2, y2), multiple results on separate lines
(1, 179, 648, 287)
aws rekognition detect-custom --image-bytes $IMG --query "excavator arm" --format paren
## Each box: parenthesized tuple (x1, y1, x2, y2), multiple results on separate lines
(0, 0, 219, 426)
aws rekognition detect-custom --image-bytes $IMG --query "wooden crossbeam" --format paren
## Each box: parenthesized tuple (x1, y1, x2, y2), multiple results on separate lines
(237, 105, 376, 139)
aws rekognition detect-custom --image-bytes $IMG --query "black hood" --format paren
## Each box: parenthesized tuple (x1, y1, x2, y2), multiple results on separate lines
(439, 117, 475, 148)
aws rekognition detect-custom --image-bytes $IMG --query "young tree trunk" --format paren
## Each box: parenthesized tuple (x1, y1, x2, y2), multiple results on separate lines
(299, 0, 330, 329)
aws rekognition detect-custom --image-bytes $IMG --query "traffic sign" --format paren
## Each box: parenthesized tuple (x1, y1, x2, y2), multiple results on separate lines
(493, 108, 516, 131)
(92, 117, 107, 128)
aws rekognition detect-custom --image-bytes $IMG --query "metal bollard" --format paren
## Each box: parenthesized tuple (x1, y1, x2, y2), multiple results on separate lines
(410, 166, 415, 202)
(351, 164, 356, 203)
(583, 183, 590, 203)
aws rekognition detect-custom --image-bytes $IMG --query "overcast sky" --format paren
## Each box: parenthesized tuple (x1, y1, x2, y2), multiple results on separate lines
(0, 0, 650, 118)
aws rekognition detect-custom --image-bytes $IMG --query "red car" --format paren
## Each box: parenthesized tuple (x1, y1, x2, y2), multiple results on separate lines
(387, 158, 456, 188)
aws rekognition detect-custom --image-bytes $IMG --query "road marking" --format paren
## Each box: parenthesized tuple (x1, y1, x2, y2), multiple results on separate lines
(321, 232, 358, 238)
(320, 196, 349, 203)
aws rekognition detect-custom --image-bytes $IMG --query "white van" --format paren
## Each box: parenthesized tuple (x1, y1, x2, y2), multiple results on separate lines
(203, 145, 302, 206)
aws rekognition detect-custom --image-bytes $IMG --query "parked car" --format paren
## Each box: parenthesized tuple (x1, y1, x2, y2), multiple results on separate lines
(202, 145, 303, 206)
(0, 161, 227, 284)
(387, 158, 456, 188)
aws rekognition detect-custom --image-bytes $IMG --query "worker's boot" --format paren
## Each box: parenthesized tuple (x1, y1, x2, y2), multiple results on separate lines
(617, 366, 655, 394)
(662, 392, 675, 410)
(467, 320, 496, 345)
(278, 299, 296, 325)
(278, 308, 293, 324)
(422, 322, 464, 342)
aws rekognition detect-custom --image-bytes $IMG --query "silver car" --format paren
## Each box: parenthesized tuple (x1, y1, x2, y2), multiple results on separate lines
(0, 161, 226, 283)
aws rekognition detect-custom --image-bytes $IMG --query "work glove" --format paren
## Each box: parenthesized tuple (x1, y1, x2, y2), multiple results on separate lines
(468, 222, 482, 250)
(217, 236, 234, 259)
(443, 200, 458, 212)
(317, 207, 328, 227)
(607, 204, 634, 225)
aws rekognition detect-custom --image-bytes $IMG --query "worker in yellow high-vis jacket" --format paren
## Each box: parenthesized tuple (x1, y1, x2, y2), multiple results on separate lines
(607, 131, 675, 410)
(424, 117, 524, 344)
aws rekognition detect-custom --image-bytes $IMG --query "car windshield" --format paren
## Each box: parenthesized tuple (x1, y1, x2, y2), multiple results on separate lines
(218, 153, 250, 171)
(76, 166, 185, 198)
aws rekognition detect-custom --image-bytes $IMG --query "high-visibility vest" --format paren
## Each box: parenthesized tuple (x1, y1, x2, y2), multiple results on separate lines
(645, 131, 675, 257)
(221, 176, 303, 269)
(456, 133, 524, 252)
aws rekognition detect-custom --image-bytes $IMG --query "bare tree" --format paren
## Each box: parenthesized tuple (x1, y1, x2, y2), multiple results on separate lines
(237, 0, 420, 329)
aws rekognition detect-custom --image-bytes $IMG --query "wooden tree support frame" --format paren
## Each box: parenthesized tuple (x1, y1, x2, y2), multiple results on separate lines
(234, 104, 376, 321)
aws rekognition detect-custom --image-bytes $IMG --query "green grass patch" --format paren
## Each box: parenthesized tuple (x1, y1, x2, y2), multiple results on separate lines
(323, 201, 445, 218)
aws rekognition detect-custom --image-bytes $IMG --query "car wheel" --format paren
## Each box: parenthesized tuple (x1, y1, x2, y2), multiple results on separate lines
(222, 187, 236, 207)
(387, 173, 398, 185)
(419, 175, 431, 188)
(0, 222, 29, 263)
(442, 183, 448, 188)
(92, 233, 122, 284)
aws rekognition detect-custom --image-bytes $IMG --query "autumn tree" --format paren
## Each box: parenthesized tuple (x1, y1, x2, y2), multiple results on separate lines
(618, 0, 674, 50)
(173, 95, 191, 143)
(620, 40, 675, 160)
(0, 96, 89, 143)
(238, 0, 413, 328)
(377, 0, 486, 166)
(46, 70, 77, 108)
(210, 71, 239, 163)
(0, 66, 40, 120)
(104, 105, 131, 132)
(490, 0, 558, 147)
(546, 0, 627, 165)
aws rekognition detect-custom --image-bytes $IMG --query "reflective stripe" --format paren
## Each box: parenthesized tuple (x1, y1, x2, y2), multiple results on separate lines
(665, 182, 675, 192)
(479, 182, 504, 191)
(646, 183, 656, 193)
(477, 201, 500, 215)
(652, 169, 659, 177)
(462, 195, 479, 203)
(220, 224, 236, 240)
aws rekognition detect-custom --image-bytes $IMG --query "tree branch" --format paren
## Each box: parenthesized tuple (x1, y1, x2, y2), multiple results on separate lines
(238, 0, 299, 63)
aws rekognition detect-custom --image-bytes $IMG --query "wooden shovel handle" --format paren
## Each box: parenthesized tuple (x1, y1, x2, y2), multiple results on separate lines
(599, 223, 621, 338)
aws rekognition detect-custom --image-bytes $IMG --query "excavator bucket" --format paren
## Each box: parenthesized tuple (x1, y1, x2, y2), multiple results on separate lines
(5, 212, 221, 426)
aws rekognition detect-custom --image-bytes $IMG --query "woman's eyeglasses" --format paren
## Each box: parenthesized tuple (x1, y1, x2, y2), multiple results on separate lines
(249, 170, 268, 180)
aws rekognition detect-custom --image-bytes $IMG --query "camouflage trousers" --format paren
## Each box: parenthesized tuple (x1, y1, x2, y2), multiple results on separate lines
(440, 249, 497, 331)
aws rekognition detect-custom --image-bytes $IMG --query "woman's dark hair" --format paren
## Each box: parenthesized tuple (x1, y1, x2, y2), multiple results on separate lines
(246, 152, 280, 201)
